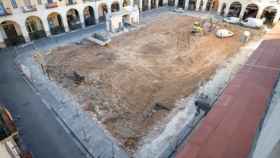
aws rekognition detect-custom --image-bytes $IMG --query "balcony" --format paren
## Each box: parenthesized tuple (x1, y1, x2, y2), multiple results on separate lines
(22, 5, 37, 13)
(0, 8, 12, 16)
(45, 2, 58, 9)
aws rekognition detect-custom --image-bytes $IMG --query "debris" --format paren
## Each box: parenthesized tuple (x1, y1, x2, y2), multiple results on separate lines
(153, 103, 170, 111)
(216, 29, 234, 38)
(240, 17, 265, 28)
(223, 17, 240, 24)
(87, 33, 111, 46)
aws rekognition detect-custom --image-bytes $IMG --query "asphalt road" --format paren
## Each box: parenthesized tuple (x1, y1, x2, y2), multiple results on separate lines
(0, 50, 87, 158)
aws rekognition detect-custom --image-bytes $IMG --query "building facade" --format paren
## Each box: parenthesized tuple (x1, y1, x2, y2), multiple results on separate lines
(0, 0, 280, 48)
(0, 0, 133, 47)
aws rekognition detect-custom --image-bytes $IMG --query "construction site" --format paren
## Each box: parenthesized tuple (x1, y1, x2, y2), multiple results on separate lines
(42, 12, 263, 154)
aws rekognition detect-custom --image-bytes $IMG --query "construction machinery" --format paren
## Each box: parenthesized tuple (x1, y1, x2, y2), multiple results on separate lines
(191, 21, 204, 35)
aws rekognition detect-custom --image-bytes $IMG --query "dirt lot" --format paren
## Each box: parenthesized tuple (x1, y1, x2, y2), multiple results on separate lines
(44, 13, 262, 153)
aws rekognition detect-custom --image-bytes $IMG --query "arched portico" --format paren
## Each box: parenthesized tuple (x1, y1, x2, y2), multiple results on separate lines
(261, 6, 278, 26)
(47, 12, 65, 35)
(228, 1, 242, 17)
(25, 16, 46, 40)
(111, 2, 120, 12)
(84, 6, 96, 26)
(168, 0, 175, 6)
(188, 0, 196, 10)
(158, 0, 163, 7)
(243, 4, 259, 19)
(98, 3, 108, 22)
(67, 8, 81, 31)
(142, 0, 149, 11)
(0, 21, 25, 46)
(151, 0, 156, 9)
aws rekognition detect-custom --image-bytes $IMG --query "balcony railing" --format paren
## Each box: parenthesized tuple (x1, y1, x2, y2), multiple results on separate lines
(0, 8, 12, 16)
(45, 2, 58, 9)
(22, 5, 37, 13)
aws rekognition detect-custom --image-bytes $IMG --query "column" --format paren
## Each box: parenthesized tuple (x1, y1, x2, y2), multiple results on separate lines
(195, 0, 200, 11)
(217, 2, 223, 14)
(239, 6, 246, 19)
(20, 24, 31, 42)
(224, 4, 230, 17)
(175, 0, 178, 8)
(139, 0, 143, 11)
(148, 0, 151, 10)
(79, 11, 85, 28)
(42, 18, 51, 37)
(0, 27, 7, 48)
(156, 0, 159, 8)
(202, 0, 207, 11)
(184, 0, 189, 10)
(273, 13, 280, 25)
(62, 15, 70, 32)
(256, 8, 263, 19)
(94, 4, 99, 23)
(108, 3, 112, 15)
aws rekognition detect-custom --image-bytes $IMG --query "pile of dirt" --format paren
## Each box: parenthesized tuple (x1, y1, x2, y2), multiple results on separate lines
(44, 13, 263, 153)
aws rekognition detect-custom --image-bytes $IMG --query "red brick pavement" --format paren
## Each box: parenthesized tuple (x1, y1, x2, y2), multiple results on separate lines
(176, 25, 280, 158)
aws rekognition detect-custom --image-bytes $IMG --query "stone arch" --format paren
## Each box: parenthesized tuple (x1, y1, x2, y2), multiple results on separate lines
(111, 1, 120, 12)
(25, 16, 46, 40)
(228, 1, 242, 17)
(261, 6, 278, 26)
(177, 0, 185, 9)
(47, 12, 65, 35)
(0, 20, 25, 46)
(243, 3, 259, 19)
(158, 0, 163, 7)
(142, 0, 149, 11)
(84, 6, 96, 26)
(188, 0, 196, 10)
(168, 0, 175, 6)
(98, 3, 108, 22)
(66, 8, 81, 31)
(151, 0, 156, 9)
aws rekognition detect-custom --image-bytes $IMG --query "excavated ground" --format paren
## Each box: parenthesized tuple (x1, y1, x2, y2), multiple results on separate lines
(44, 13, 263, 153)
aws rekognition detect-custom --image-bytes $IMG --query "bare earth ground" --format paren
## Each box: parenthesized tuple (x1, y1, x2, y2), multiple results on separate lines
(44, 13, 262, 153)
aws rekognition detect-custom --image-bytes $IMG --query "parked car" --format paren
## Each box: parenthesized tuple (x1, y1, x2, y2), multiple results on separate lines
(223, 17, 240, 24)
(240, 18, 265, 28)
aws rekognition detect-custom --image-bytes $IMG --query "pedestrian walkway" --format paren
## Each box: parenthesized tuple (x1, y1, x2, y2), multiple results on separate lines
(176, 25, 280, 158)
